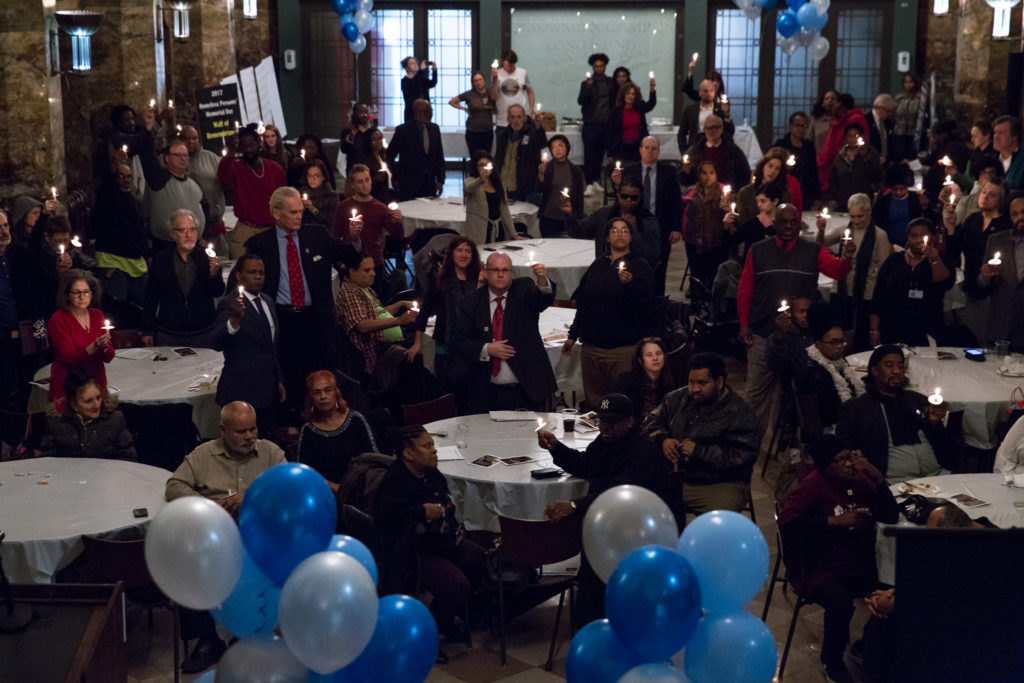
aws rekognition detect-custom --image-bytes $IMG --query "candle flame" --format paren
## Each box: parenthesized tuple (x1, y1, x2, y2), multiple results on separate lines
(387, 202, 399, 210)
(692, 52, 699, 61)
(787, 154, 796, 166)
(167, 99, 174, 108)
(586, 71, 592, 78)
(561, 187, 570, 198)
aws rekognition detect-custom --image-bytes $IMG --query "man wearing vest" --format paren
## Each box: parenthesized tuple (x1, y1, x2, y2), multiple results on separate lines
(736, 204, 856, 438)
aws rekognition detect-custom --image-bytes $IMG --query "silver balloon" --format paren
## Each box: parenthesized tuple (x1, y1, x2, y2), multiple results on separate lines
(279, 551, 378, 674)
(354, 8, 374, 32)
(144, 496, 243, 610)
(582, 485, 679, 583)
(795, 28, 817, 48)
(215, 636, 307, 683)
(780, 37, 799, 57)
(809, 35, 830, 62)
(619, 662, 693, 683)
(743, 5, 761, 20)
(356, 0, 373, 10)
(350, 34, 367, 54)
(811, 0, 830, 14)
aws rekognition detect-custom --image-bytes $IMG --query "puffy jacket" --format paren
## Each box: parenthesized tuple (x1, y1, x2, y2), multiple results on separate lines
(39, 408, 137, 462)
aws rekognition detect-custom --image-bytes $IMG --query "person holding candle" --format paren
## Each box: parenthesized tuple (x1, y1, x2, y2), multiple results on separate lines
(677, 77, 734, 152)
(219, 124, 287, 259)
(564, 176, 661, 272)
(490, 50, 534, 135)
(334, 164, 405, 298)
(387, 99, 446, 200)
(449, 72, 494, 158)
(829, 123, 883, 210)
(260, 123, 291, 171)
(287, 134, 336, 190)
(869, 218, 953, 346)
(682, 161, 733, 289)
(772, 111, 822, 208)
(563, 217, 658, 410)
(679, 115, 751, 192)
(493, 103, 547, 204)
(972, 193, 1024, 352)
(578, 52, 615, 196)
(607, 81, 656, 164)
(361, 129, 396, 203)
(464, 150, 518, 243)
(795, 302, 866, 437)
(298, 159, 339, 229)
(338, 102, 377, 174)
(734, 147, 803, 226)
(11, 194, 58, 249)
(817, 93, 870, 195)
(537, 135, 585, 237)
(727, 180, 786, 259)
(212, 254, 285, 441)
(47, 269, 115, 411)
(141, 210, 225, 349)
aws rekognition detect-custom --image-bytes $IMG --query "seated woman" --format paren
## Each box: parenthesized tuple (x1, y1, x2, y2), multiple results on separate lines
(373, 425, 486, 642)
(48, 269, 115, 411)
(464, 150, 517, 244)
(797, 301, 865, 436)
(563, 217, 658, 410)
(682, 161, 730, 288)
(734, 147, 802, 224)
(40, 368, 137, 461)
(297, 370, 378, 491)
(299, 159, 339, 229)
(614, 337, 676, 424)
(870, 218, 954, 346)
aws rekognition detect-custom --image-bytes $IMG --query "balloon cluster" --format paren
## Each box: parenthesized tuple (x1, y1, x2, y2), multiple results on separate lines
(776, 0, 831, 62)
(144, 464, 438, 682)
(333, 0, 375, 55)
(566, 486, 777, 683)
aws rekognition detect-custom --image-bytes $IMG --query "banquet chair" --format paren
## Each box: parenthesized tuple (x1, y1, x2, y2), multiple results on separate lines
(774, 516, 815, 680)
(495, 515, 583, 670)
(401, 393, 456, 426)
(760, 503, 789, 621)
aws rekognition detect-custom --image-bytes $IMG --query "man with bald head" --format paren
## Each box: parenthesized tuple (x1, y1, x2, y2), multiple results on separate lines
(677, 77, 735, 150)
(454, 252, 557, 410)
(165, 400, 284, 672)
(181, 124, 227, 256)
(737, 204, 856, 435)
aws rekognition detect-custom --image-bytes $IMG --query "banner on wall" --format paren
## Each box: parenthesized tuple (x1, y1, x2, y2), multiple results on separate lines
(196, 82, 241, 154)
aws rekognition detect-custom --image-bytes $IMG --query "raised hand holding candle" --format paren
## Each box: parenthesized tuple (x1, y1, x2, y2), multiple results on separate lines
(778, 299, 790, 313)
(205, 244, 217, 258)
(102, 319, 114, 331)
(71, 235, 82, 248)
(692, 52, 699, 62)
(989, 251, 1002, 266)
(928, 387, 944, 406)
(943, 175, 954, 186)
(614, 160, 622, 170)
(491, 59, 499, 69)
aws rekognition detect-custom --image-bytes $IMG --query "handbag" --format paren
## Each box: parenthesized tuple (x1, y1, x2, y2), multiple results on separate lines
(1007, 386, 1024, 428)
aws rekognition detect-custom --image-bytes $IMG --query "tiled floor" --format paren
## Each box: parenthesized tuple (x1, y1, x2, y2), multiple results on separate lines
(125, 189, 875, 683)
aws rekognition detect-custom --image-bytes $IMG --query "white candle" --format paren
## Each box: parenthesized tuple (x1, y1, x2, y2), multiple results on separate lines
(484, 162, 493, 171)
(856, 136, 864, 147)
(205, 244, 216, 258)
(692, 52, 699, 62)
(58, 243, 65, 255)
(535, 417, 545, 432)
(949, 194, 956, 206)
(528, 250, 536, 265)
(535, 103, 542, 113)
(821, 207, 830, 219)
(167, 99, 174, 109)
(234, 120, 241, 129)
(351, 209, 357, 218)
(175, 124, 182, 133)
(720, 94, 728, 104)
(943, 175, 954, 186)
(541, 150, 550, 162)
(923, 235, 929, 247)
(149, 98, 156, 107)
(561, 187, 570, 199)
(71, 235, 82, 248)
(787, 154, 796, 167)
(722, 185, 732, 196)
(380, 162, 389, 173)
(257, 120, 265, 134)
(939, 155, 952, 167)
(221, 147, 228, 157)
(51, 186, 58, 199)
(842, 228, 852, 242)
(387, 202, 399, 210)
(302, 192, 309, 201)
(121, 144, 128, 154)
(586, 71, 592, 78)
(928, 387, 944, 406)
(778, 299, 790, 313)
(989, 252, 1002, 266)
(101, 319, 114, 331)
(683, 154, 690, 164)
(238, 285, 245, 297)
(617, 261, 626, 272)
(411, 301, 420, 312)
(615, 161, 622, 170)
(730, 202, 736, 213)
(648, 71, 655, 79)
(382, 138, 388, 149)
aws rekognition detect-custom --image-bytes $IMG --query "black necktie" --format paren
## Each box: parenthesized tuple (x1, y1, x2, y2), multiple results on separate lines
(252, 296, 272, 339)
(643, 166, 653, 212)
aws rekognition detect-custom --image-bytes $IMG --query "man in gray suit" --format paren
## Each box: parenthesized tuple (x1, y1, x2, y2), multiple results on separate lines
(978, 194, 1024, 350)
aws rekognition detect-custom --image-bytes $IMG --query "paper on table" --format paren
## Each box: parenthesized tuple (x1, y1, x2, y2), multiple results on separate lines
(116, 348, 157, 360)
(1014, 473, 1024, 488)
(489, 411, 540, 421)
(436, 446, 464, 461)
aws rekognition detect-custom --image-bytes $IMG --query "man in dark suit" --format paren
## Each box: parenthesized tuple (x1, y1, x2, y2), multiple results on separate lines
(866, 93, 895, 165)
(387, 98, 445, 200)
(611, 136, 683, 294)
(677, 78, 735, 151)
(244, 187, 347, 414)
(211, 253, 284, 441)
(453, 252, 557, 411)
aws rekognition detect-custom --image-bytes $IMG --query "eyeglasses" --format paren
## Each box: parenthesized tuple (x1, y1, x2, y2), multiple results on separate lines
(619, 193, 640, 201)
(308, 173, 324, 180)
(609, 227, 631, 235)
(69, 289, 92, 298)
(821, 338, 847, 347)
(486, 267, 513, 274)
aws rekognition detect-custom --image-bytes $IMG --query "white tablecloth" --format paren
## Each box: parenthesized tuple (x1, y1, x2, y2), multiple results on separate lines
(429, 414, 592, 532)
(397, 197, 540, 238)
(422, 306, 584, 405)
(30, 347, 225, 439)
(0, 457, 170, 584)
(483, 238, 594, 299)
(877, 472, 1024, 583)
(847, 347, 1021, 449)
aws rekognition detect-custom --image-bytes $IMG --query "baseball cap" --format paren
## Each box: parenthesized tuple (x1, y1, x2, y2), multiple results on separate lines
(596, 393, 633, 420)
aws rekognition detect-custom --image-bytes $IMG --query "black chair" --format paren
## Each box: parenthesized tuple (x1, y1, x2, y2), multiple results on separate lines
(401, 393, 456, 426)
(119, 403, 200, 472)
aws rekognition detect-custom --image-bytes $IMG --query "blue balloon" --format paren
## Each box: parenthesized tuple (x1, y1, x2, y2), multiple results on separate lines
(332, 0, 354, 14)
(341, 20, 361, 42)
(677, 510, 769, 615)
(327, 534, 378, 586)
(239, 464, 337, 585)
(684, 611, 778, 683)
(797, 2, 828, 30)
(211, 549, 281, 639)
(332, 595, 438, 683)
(762, 0, 779, 8)
(777, 10, 799, 38)
(606, 546, 702, 663)
(566, 619, 639, 683)
(787, 0, 806, 11)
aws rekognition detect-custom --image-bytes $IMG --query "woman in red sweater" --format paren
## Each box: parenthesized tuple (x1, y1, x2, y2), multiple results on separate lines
(607, 82, 656, 164)
(47, 269, 114, 410)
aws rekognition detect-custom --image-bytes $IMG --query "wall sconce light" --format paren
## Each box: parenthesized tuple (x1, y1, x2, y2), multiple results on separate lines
(243, 0, 258, 19)
(170, 0, 197, 40)
(55, 10, 104, 72)
(986, 0, 1020, 37)
(932, 0, 949, 14)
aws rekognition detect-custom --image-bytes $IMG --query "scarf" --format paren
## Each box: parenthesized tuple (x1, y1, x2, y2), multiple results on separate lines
(805, 343, 866, 403)
(866, 383, 922, 447)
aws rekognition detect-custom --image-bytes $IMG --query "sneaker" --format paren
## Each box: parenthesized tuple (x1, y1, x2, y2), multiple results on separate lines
(820, 659, 854, 683)
(181, 636, 227, 674)
(583, 184, 595, 197)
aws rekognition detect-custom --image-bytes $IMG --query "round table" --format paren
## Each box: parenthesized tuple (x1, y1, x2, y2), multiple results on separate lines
(0, 457, 170, 584)
(847, 347, 1022, 449)
(429, 414, 591, 533)
(30, 347, 225, 439)
(397, 197, 539, 238)
(482, 238, 594, 299)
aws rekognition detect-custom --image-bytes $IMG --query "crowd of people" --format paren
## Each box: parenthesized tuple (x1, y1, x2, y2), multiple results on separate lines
(3, 46, 1024, 681)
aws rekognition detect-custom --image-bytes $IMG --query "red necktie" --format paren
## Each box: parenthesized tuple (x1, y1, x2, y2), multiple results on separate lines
(285, 233, 305, 309)
(491, 295, 504, 377)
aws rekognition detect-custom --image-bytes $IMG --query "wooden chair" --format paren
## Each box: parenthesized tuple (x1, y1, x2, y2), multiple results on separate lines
(109, 328, 144, 349)
(496, 515, 583, 670)
(401, 393, 456, 426)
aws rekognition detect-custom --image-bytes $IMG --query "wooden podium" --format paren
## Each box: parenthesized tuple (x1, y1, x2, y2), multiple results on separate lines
(1, 583, 126, 682)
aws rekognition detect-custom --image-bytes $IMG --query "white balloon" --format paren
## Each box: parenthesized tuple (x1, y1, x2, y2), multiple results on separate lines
(780, 37, 799, 57)
(215, 636, 307, 683)
(354, 8, 374, 33)
(743, 5, 761, 20)
(812, 0, 830, 14)
(619, 662, 693, 683)
(350, 34, 367, 54)
(795, 28, 817, 48)
(279, 551, 378, 674)
(144, 496, 243, 610)
(809, 35, 830, 62)
(356, 0, 373, 10)
(582, 485, 679, 583)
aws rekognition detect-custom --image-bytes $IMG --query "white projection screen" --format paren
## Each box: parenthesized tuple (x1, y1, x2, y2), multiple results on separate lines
(508, 7, 678, 125)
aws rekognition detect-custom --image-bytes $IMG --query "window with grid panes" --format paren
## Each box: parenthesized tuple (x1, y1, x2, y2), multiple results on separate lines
(369, 9, 415, 129)
(834, 8, 885, 112)
(427, 9, 473, 129)
(713, 9, 761, 130)
(771, 44, 819, 143)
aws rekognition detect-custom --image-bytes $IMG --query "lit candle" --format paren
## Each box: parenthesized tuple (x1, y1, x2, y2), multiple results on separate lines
(411, 301, 420, 312)
(300, 149, 307, 160)
(943, 175, 954, 186)
(778, 299, 790, 313)
(586, 71, 592, 78)
(121, 144, 128, 154)
(535, 417, 545, 432)
(730, 202, 736, 213)
(821, 207, 830, 219)
(914, 182, 923, 192)
(221, 147, 228, 157)
(58, 243, 65, 255)
(989, 251, 1002, 266)
(720, 94, 728, 104)
(928, 387, 944, 406)
(535, 103, 542, 113)
(648, 71, 655, 79)
(842, 228, 852, 242)
(51, 186, 58, 200)
(351, 209, 358, 218)
(950, 194, 956, 206)
(234, 120, 241, 129)
(71, 235, 82, 248)
(205, 244, 216, 258)
(257, 120, 266, 134)
(923, 234, 929, 247)
(786, 154, 796, 167)
(175, 124, 182, 133)
(683, 154, 690, 164)
(615, 160, 622, 170)
(101, 319, 114, 331)
(617, 261, 626, 272)
(939, 155, 952, 167)
(561, 187, 570, 199)
(238, 285, 245, 297)
(722, 185, 732, 196)
(387, 202, 399, 210)
(382, 138, 388, 149)
(484, 162, 493, 171)
(491, 59, 499, 69)
(302, 192, 309, 200)
(692, 52, 699, 62)
(167, 99, 174, 109)
(380, 162, 389, 173)
(149, 98, 156, 107)
(541, 150, 550, 163)
(856, 136, 864, 147)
